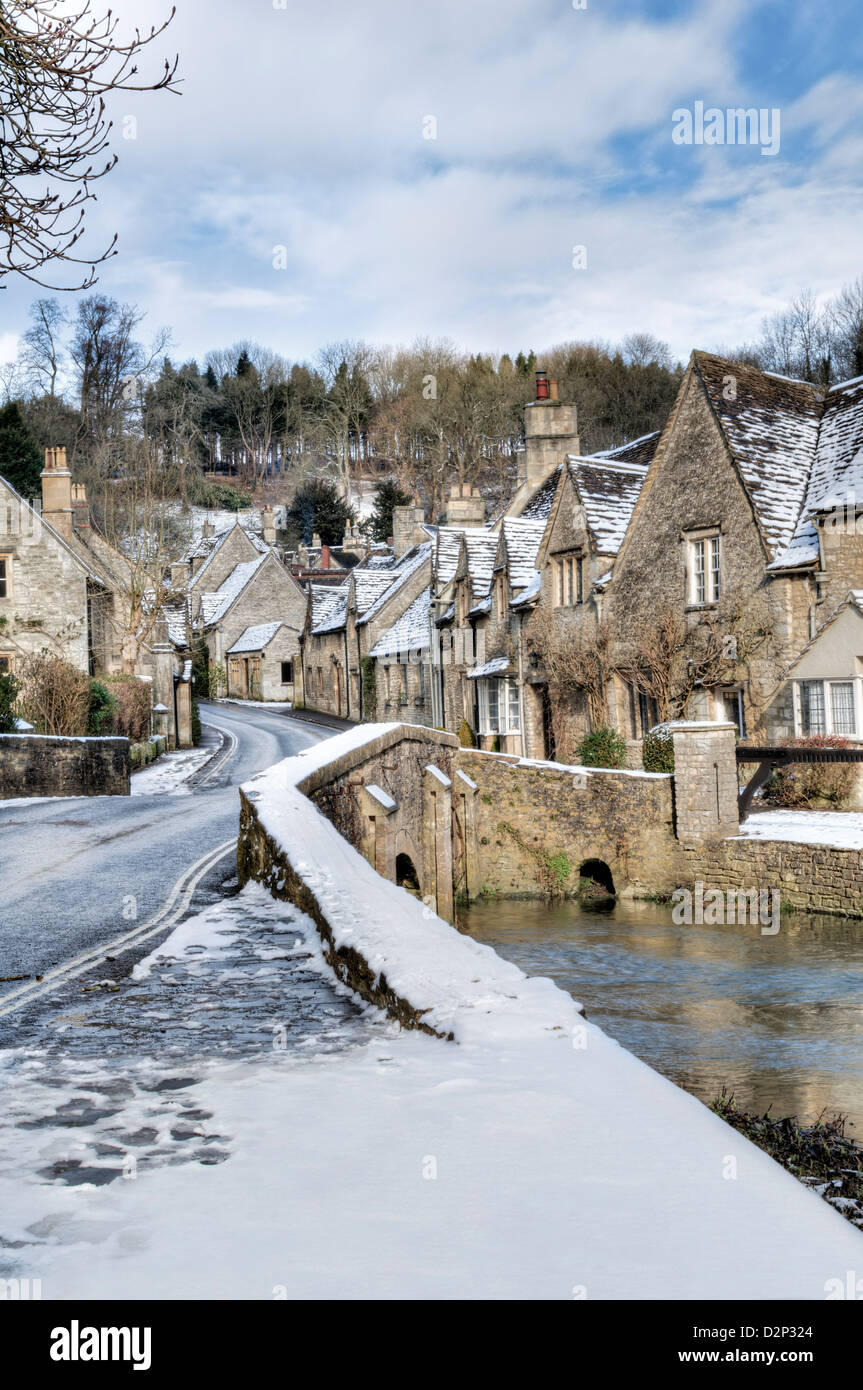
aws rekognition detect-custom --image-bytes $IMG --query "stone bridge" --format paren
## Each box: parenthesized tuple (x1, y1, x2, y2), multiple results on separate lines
(281, 720, 740, 918)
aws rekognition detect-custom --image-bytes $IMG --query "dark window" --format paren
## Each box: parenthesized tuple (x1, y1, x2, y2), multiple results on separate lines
(576, 556, 584, 603)
(0, 558, 7, 598)
(280, 660, 293, 684)
(0, 654, 10, 674)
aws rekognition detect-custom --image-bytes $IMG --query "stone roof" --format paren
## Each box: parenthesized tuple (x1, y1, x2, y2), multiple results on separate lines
(434, 526, 498, 598)
(370, 588, 432, 658)
(498, 518, 548, 589)
(567, 457, 648, 555)
(198, 555, 267, 627)
(356, 543, 432, 628)
(690, 351, 863, 568)
(188, 523, 268, 590)
(227, 621, 284, 654)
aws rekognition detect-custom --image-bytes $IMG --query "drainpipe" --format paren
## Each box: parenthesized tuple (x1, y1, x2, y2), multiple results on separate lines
(356, 623, 363, 722)
(516, 611, 527, 759)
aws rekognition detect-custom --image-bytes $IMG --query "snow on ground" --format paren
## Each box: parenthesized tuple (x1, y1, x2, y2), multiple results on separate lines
(738, 808, 863, 850)
(216, 698, 293, 710)
(130, 745, 217, 796)
(2, 879, 861, 1300)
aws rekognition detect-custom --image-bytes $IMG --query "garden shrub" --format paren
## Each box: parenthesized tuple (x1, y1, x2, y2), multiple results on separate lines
(0, 671, 19, 733)
(87, 679, 116, 734)
(642, 723, 675, 773)
(576, 726, 628, 769)
(17, 654, 90, 735)
(766, 734, 856, 808)
(457, 718, 476, 748)
(104, 674, 152, 743)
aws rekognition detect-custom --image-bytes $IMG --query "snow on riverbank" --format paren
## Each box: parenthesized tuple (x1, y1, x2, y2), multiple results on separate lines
(738, 808, 863, 850)
(4, 881, 862, 1300)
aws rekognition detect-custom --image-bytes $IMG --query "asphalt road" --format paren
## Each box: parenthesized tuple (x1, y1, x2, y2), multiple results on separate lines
(0, 701, 327, 1017)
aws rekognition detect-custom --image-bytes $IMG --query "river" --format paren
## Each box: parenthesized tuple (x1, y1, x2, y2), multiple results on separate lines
(461, 896, 863, 1134)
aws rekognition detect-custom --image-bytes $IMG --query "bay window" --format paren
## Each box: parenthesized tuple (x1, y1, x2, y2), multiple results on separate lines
(478, 677, 521, 735)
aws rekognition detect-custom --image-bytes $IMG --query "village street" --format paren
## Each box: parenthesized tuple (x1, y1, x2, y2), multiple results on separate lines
(0, 702, 327, 1031)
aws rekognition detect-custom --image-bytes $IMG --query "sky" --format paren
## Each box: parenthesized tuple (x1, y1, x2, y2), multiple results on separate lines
(2, 0, 863, 373)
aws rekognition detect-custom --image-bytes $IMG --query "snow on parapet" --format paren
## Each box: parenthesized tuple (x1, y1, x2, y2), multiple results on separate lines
(239, 723, 583, 1043)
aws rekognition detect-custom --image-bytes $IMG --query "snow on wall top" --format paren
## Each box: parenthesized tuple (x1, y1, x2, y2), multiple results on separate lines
(227, 621, 284, 654)
(370, 588, 432, 657)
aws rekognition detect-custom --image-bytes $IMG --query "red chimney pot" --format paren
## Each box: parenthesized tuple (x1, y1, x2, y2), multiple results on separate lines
(535, 370, 549, 401)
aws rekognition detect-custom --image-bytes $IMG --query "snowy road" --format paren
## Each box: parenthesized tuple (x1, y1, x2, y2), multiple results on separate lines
(0, 701, 325, 1026)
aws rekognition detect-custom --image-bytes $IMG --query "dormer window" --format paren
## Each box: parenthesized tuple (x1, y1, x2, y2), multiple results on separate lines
(687, 531, 721, 606)
(554, 554, 583, 607)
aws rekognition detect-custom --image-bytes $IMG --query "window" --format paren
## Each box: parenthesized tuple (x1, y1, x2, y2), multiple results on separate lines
(400, 663, 408, 699)
(796, 679, 857, 737)
(280, 660, 293, 684)
(496, 575, 507, 619)
(478, 678, 520, 735)
(0, 652, 12, 675)
(798, 680, 826, 735)
(628, 682, 657, 738)
(688, 534, 721, 605)
(418, 661, 425, 699)
(555, 554, 584, 607)
(723, 689, 746, 739)
(0, 556, 9, 599)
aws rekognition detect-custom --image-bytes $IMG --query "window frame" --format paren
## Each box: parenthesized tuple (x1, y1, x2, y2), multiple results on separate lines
(280, 659, 293, 685)
(794, 677, 861, 739)
(477, 677, 521, 735)
(0, 554, 10, 601)
(686, 530, 721, 607)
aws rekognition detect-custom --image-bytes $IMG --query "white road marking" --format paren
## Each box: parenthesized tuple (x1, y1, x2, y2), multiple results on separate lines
(0, 839, 237, 1019)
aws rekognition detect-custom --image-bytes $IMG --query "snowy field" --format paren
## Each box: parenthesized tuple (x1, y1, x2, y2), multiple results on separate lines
(738, 808, 863, 850)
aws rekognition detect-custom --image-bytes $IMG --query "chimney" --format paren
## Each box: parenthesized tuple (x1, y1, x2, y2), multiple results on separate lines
(262, 504, 276, 547)
(201, 518, 214, 538)
(321, 544, 331, 570)
(170, 562, 188, 592)
(40, 446, 73, 540)
(71, 482, 90, 533)
(312, 531, 322, 550)
(446, 482, 485, 528)
(523, 372, 580, 493)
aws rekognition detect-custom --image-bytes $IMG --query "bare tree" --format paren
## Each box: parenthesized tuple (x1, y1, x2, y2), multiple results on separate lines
(20, 296, 66, 395)
(0, 1, 179, 288)
(71, 295, 169, 448)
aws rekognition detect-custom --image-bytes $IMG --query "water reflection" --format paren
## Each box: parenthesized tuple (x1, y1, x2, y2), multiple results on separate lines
(460, 897, 863, 1133)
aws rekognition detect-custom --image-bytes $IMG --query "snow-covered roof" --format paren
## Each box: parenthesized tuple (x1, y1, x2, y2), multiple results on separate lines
(519, 467, 562, 523)
(466, 656, 512, 679)
(499, 518, 547, 588)
(309, 581, 347, 631)
(311, 569, 396, 635)
(567, 456, 648, 555)
(188, 523, 269, 590)
(162, 604, 188, 647)
(198, 555, 267, 627)
(357, 543, 432, 628)
(370, 588, 432, 658)
(434, 527, 498, 599)
(510, 570, 541, 608)
(227, 621, 284, 654)
(691, 353, 863, 568)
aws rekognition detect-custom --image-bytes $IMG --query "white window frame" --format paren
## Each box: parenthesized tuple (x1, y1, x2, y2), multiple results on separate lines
(0, 554, 10, 601)
(478, 677, 521, 735)
(686, 530, 721, 606)
(793, 677, 862, 738)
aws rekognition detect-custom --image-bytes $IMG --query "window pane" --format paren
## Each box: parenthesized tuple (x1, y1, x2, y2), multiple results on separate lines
(710, 536, 721, 601)
(830, 682, 856, 736)
(693, 540, 705, 604)
(800, 680, 826, 734)
(487, 680, 500, 732)
(576, 557, 583, 603)
(507, 680, 520, 732)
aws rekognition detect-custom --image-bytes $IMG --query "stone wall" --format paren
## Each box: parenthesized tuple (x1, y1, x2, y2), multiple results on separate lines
(456, 748, 683, 898)
(0, 733, 130, 797)
(681, 837, 863, 919)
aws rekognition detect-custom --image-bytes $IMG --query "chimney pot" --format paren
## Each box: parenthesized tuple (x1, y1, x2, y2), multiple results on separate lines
(535, 370, 549, 401)
(548, 377, 559, 401)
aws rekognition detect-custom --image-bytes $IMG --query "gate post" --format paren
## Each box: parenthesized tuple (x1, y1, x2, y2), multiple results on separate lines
(671, 721, 739, 842)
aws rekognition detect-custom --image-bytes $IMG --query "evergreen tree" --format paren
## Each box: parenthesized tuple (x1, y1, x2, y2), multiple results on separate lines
(0, 402, 43, 499)
(285, 479, 354, 545)
(368, 478, 412, 542)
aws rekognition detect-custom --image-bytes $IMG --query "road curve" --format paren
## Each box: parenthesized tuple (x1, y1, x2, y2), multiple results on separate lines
(0, 701, 326, 1009)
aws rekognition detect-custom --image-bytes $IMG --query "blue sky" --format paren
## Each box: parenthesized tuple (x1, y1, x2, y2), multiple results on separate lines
(2, 0, 862, 373)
